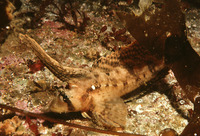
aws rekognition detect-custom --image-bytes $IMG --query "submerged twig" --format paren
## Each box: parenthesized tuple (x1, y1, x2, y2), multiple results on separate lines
(0, 104, 144, 136)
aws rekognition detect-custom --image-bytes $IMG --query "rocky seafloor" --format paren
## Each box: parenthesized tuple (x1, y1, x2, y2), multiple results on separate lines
(0, 0, 200, 136)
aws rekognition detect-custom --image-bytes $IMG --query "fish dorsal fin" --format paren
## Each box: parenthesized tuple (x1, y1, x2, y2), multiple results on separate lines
(93, 51, 120, 72)
(118, 41, 162, 70)
(91, 98, 127, 128)
(93, 41, 163, 72)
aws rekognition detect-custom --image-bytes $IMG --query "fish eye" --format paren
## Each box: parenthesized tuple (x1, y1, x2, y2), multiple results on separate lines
(58, 91, 75, 112)
(59, 91, 70, 103)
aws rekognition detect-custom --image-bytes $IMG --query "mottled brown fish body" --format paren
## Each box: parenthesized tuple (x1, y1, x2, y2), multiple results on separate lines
(20, 34, 165, 128)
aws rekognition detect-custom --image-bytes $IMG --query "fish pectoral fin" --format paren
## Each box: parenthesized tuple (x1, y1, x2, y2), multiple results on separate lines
(91, 98, 127, 128)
